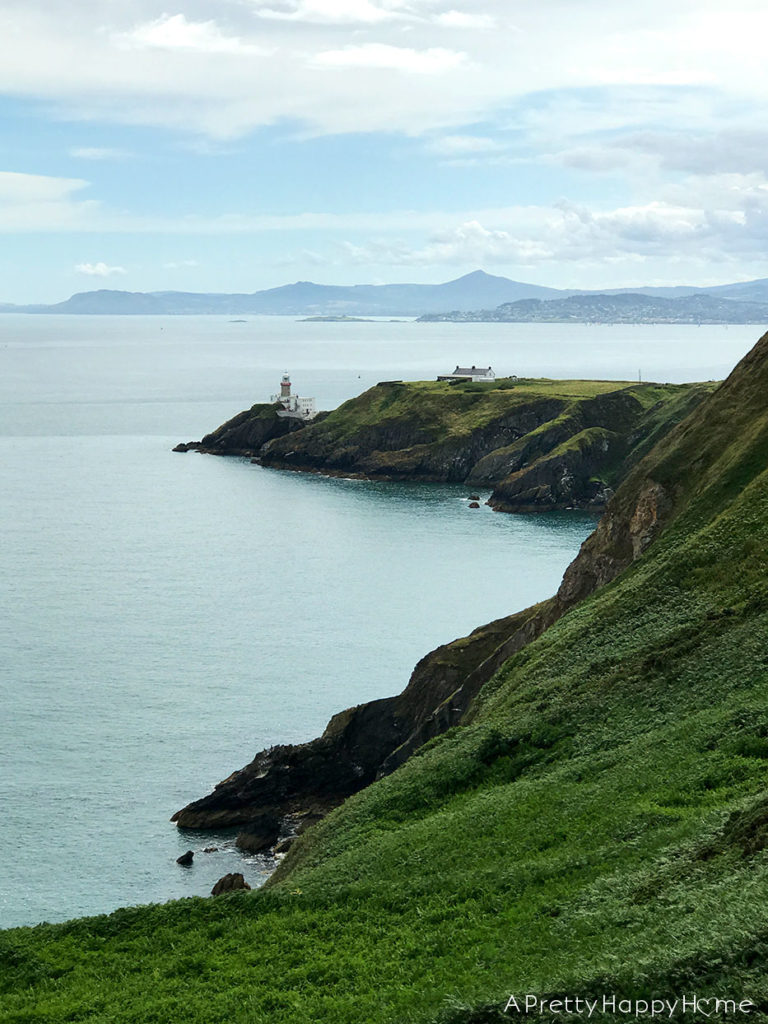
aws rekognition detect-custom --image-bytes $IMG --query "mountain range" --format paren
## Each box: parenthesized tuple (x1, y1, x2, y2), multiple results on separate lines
(5, 269, 768, 318)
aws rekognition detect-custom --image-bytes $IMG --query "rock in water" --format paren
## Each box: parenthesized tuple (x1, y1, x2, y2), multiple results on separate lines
(211, 873, 251, 896)
(176, 850, 194, 866)
(468, 501, 480, 508)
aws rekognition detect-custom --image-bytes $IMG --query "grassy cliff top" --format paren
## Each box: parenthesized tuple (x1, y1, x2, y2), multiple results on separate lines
(306, 377, 692, 436)
(5, 353, 767, 1021)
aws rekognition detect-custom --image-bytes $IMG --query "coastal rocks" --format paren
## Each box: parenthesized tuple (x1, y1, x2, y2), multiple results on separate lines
(468, 501, 480, 508)
(172, 403, 307, 458)
(211, 873, 251, 896)
(488, 429, 616, 513)
(235, 815, 280, 853)
(628, 481, 672, 558)
(176, 850, 194, 866)
(172, 613, 526, 833)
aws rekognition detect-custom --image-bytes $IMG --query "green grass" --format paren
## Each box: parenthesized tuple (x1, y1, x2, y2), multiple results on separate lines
(3, 348, 767, 1022)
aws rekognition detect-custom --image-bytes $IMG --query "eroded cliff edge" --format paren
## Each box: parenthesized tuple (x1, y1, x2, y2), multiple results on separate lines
(171, 376, 718, 840)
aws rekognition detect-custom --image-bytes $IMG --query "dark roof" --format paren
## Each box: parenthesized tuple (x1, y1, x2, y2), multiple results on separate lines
(452, 365, 493, 375)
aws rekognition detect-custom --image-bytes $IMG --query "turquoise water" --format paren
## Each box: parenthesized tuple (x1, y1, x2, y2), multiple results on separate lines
(0, 316, 759, 928)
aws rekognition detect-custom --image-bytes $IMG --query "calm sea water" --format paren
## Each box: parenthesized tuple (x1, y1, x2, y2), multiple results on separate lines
(0, 316, 759, 928)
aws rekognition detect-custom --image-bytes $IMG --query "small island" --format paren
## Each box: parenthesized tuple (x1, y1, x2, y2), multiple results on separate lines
(299, 314, 376, 322)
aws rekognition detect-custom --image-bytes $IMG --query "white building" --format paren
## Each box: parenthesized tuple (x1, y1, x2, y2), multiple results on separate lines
(271, 372, 317, 421)
(437, 365, 496, 383)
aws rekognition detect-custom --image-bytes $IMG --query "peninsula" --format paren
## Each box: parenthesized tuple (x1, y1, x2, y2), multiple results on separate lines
(175, 375, 714, 513)
(418, 291, 768, 324)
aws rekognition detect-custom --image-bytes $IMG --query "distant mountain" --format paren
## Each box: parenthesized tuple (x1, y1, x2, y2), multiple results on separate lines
(1, 271, 564, 317)
(5, 270, 768, 318)
(419, 292, 768, 325)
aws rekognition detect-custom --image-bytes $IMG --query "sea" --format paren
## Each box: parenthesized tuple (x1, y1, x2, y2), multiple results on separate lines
(0, 315, 760, 929)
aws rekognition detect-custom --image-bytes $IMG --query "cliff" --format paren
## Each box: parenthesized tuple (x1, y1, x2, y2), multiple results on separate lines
(8, 334, 768, 1023)
(185, 377, 713, 513)
(172, 401, 308, 455)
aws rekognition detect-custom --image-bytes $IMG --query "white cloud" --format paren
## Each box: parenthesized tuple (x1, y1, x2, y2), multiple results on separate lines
(4, 0, 768, 140)
(0, 171, 100, 231)
(314, 43, 465, 74)
(0, 171, 88, 202)
(253, 0, 411, 24)
(163, 259, 199, 268)
(435, 11, 496, 28)
(122, 14, 270, 55)
(337, 170, 768, 271)
(75, 262, 127, 276)
(69, 147, 134, 160)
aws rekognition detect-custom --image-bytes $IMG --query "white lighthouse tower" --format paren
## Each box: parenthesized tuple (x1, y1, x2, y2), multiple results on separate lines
(271, 371, 317, 421)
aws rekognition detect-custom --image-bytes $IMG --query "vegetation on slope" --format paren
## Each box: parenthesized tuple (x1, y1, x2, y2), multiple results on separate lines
(257, 377, 714, 511)
(4, 339, 768, 1023)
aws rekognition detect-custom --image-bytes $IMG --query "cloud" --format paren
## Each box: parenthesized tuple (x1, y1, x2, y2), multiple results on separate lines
(69, 147, 134, 161)
(0, 171, 100, 230)
(337, 170, 768, 271)
(435, 11, 496, 28)
(253, 0, 412, 24)
(314, 43, 465, 74)
(163, 259, 199, 268)
(121, 14, 270, 55)
(5, 1, 768, 140)
(75, 262, 127, 276)
(0, 171, 88, 202)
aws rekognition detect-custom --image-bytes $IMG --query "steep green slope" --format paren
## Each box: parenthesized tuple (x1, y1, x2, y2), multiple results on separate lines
(4, 340, 768, 1023)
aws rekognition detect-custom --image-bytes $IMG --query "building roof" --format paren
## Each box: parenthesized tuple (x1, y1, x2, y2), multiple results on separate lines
(453, 365, 493, 375)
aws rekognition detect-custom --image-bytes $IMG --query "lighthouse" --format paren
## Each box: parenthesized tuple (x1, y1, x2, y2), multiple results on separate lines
(270, 371, 317, 421)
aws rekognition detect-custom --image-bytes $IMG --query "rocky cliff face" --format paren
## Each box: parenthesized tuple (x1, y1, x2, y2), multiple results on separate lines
(173, 402, 309, 456)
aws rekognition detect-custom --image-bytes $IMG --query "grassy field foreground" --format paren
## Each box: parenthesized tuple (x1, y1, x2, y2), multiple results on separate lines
(4, 339, 768, 1022)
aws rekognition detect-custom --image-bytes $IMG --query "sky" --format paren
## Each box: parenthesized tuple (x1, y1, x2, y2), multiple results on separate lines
(3, 0, 768, 301)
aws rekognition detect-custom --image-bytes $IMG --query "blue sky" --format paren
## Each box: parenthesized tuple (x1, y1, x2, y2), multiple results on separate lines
(3, 0, 768, 301)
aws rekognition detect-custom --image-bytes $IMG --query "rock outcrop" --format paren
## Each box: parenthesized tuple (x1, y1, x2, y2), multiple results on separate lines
(235, 816, 280, 853)
(211, 873, 251, 896)
(173, 402, 308, 457)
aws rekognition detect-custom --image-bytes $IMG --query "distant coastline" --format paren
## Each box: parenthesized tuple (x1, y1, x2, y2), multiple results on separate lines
(6, 269, 768, 321)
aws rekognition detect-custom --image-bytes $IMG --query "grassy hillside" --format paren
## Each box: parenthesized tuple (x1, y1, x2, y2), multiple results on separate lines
(258, 378, 713, 510)
(4, 342, 768, 1022)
